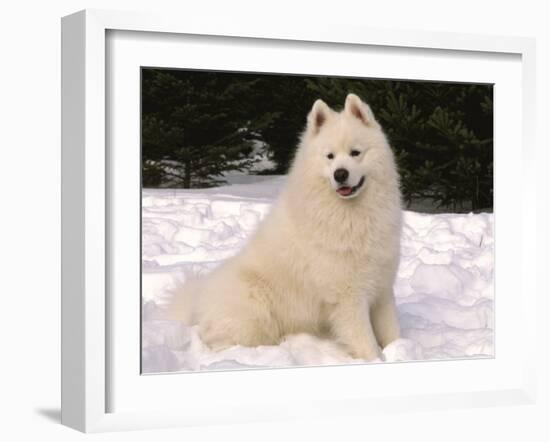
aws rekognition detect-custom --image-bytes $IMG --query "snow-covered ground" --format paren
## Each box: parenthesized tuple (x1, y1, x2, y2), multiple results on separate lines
(142, 176, 494, 373)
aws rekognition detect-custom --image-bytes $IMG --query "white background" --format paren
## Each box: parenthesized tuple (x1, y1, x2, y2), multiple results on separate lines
(0, 0, 547, 441)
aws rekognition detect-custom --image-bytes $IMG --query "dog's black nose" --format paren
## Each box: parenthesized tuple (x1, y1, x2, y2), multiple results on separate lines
(334, 168, 349, 184)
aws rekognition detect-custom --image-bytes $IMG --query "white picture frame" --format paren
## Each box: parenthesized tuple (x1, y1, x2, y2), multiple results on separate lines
(61, 8, 537, 433)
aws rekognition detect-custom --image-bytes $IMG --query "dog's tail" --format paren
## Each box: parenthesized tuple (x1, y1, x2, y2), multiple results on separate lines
(162, 278, 203, 325)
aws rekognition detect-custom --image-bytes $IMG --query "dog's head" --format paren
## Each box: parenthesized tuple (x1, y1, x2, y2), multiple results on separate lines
(302, 93, 391, 200)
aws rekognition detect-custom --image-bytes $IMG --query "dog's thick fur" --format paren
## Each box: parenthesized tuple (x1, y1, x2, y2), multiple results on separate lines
(167, 94, 402, 361)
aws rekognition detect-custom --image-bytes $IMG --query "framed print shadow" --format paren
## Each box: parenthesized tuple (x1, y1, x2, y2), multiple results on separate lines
(61, 9, 537, 433)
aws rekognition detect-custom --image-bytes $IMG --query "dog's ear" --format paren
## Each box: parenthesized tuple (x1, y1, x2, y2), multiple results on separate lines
(344, 93, 377, 126)
(307, 99, 331, 135)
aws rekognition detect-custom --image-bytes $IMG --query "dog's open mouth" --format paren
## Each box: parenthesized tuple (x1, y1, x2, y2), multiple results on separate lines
(336, 176, 365, 197)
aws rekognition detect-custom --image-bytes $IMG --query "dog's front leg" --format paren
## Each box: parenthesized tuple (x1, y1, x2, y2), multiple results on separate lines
(371, 293, 400, 349)
(330, 295, 381, 361)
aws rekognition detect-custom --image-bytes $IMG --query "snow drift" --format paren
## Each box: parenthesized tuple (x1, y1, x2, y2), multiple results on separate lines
(141, 176, 493, 373)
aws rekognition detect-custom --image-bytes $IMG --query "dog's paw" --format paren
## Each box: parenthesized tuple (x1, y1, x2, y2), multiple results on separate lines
(382, 338, 424, 362)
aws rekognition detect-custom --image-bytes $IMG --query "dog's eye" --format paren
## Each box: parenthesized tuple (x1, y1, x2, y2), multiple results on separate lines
(350, 150, 361, 157)
(327, 153, 334, 160)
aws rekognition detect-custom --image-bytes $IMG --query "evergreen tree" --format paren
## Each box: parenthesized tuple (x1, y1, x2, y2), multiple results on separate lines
(141, 69, 262, 188)
(249, 76, 314, 173)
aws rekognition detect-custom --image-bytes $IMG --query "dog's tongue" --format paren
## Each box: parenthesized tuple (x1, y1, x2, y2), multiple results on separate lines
(337, 186, 352, 196)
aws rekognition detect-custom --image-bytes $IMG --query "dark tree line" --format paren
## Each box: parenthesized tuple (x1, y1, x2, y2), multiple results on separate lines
(142, 68, 493, 212)
(142, 70, 262, 188)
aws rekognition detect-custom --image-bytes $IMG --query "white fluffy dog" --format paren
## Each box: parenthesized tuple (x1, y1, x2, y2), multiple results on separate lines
(167, 93, 402, 361)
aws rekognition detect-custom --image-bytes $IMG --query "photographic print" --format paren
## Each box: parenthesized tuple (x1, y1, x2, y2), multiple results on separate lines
(140, 69, 494, 373)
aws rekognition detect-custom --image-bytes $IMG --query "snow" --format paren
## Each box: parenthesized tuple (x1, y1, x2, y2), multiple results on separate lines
(141, 176, 494, 373)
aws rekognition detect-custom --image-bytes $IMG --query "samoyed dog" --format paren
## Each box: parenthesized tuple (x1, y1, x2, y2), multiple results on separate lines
(167, 93, 402, 361)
